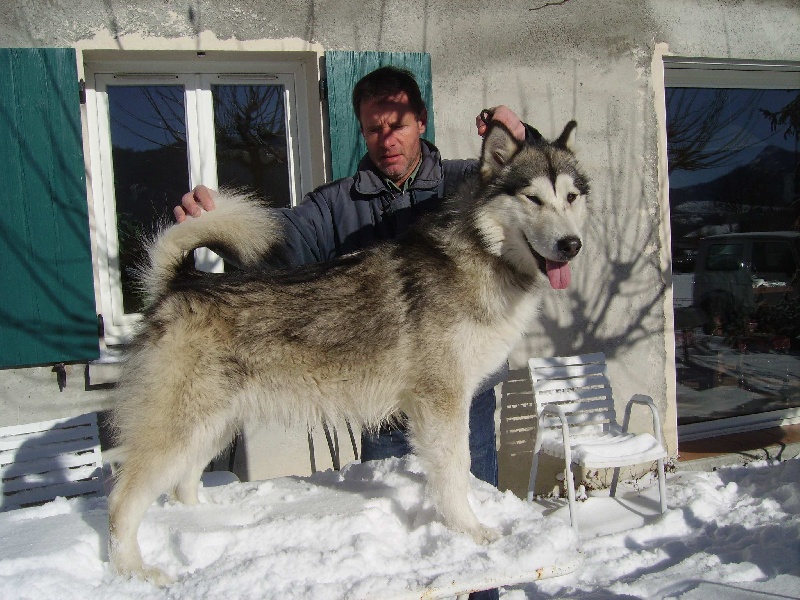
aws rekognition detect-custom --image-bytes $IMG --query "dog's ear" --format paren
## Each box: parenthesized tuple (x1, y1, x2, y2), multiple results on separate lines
(555, 120, 578, 151)
(480, 123, 522, 182)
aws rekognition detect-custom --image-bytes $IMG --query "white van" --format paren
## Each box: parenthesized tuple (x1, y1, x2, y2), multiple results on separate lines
(692, 232, 799, 329)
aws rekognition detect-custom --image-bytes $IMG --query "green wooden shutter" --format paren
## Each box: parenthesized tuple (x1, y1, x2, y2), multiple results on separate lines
(324, 51, 435, 181)
(0, 47, 99, 367)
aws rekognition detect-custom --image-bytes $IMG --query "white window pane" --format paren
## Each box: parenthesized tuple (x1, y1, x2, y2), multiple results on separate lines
(106, 84, 190, 314)
(212, 83, 292, 209)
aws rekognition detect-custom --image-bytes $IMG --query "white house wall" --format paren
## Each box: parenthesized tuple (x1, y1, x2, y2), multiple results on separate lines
(0, 0, 798, 493)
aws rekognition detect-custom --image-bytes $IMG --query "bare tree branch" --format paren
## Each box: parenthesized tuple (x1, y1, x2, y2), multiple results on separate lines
(761, 92, 800, 140)
(666, 89, 772, 174)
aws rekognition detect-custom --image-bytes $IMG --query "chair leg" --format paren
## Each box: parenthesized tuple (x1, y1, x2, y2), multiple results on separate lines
(527, 453, 541, 502)
(657, 458, 667, 513)
(610, 466, 620, 498)
(564, 461, 579, 534)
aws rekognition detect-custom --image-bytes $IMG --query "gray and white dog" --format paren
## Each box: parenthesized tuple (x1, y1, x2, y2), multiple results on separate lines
(108, 122, 589, 583)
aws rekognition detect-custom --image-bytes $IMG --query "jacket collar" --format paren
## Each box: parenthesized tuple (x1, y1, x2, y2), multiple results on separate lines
(353, 139, 443, 196)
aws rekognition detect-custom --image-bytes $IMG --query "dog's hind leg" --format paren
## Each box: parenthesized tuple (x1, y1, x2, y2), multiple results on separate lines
(173, 424, 237, 505)
(108, 454, 182, 585)
(406, 397, 500, 545)
(109, 415, 237, 582)
(172, 462, 205, 505)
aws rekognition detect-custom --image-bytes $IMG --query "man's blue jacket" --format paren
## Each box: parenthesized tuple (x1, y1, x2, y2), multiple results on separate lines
(277, 140, 474, 264)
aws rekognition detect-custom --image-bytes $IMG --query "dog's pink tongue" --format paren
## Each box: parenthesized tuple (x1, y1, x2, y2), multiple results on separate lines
(546, 259, 571, 290)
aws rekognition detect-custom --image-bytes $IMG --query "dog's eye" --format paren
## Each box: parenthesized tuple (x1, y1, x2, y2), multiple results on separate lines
(525, 195, 543, 205)
(566, 193, 577, 204)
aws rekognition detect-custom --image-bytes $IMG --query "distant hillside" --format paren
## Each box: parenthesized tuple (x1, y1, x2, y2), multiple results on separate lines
(669, 145, 799, 238)
(671, 145, 796, 208)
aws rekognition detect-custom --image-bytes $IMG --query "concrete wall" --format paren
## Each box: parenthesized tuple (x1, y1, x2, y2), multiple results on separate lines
(1, 0, 798, 495)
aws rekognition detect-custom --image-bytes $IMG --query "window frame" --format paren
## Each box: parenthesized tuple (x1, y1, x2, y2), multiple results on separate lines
(664, 56, 800, 440)
(664, 57, 800, 89)
(83, 55, 315, 345)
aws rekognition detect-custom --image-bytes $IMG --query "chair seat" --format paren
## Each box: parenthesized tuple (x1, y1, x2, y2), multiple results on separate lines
(541, 430, 667, 469)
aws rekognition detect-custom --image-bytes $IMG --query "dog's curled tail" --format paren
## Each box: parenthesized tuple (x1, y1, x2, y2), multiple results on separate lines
(142, 190, 283, 302)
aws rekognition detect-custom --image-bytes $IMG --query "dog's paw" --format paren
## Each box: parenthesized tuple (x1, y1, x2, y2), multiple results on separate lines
(141, 565, 174, 587)
(112, 560, 173, 587)
(469, 524, 501, 545)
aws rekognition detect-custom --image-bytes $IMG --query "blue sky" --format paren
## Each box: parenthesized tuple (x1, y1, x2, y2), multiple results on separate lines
(666, 88, 798, 189)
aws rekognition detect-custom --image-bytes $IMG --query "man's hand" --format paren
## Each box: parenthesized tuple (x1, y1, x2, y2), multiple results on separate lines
(174, 185, 216, 223)
(476, 105, 526, 142)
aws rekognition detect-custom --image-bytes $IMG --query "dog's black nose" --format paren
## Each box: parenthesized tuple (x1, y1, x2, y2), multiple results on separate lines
(558, 236, 582, 259)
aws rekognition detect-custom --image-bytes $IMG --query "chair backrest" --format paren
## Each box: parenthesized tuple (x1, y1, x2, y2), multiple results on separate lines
(0, 413, 104, 511)
(528, 353, 616, 437)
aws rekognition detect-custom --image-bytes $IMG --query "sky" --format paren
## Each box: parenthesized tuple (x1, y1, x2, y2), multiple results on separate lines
(0, 454, 798, 599)
(666, 88, 798, 189)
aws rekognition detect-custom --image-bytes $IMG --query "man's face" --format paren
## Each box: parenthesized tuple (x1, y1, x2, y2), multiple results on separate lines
(359, 91, 427, 186)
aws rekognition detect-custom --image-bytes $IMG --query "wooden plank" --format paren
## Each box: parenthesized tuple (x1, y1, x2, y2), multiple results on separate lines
(500, 404, 537, 420)
(530, 362, 607, 382)
(536, 397, 614, 415)
(0, 415, 100, 458)
(2, 464, 101, 493)
(0, 450, 101, 479)
(533, 391, 612, 410)
(540, 412, 611, 430)
(500, 378, 533, 395)
(528, 352, 606, 370)
(1, 438, 101, 465)
(2, 478, 102, 510)
(0, 425, 99, 453)
(0, 413, 97, 438)
(533, 375, 610, 394)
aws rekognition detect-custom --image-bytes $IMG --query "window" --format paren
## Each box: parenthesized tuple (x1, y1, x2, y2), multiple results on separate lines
(665, 58, 800, 437)
(705, 243, 744, 272)
(752, 240, 797, 281)
(84, 56, 314, 344)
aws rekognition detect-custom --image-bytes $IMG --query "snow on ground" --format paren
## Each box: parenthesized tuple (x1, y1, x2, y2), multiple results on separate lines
(510, 457, 800, 599)
(0, 456, 798, 599)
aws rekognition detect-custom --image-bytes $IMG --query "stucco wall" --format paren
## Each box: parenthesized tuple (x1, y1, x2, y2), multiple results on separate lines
(1, 0, 798, 494)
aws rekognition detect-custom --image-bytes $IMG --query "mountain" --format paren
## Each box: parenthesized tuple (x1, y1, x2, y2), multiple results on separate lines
(669, 145, 799, 238)
(671, 145, 796, 207)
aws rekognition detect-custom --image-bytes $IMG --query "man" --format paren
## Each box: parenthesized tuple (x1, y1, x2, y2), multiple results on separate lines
(178, 66, 527, 600)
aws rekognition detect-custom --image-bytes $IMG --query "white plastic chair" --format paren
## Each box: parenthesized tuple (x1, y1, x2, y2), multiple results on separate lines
(0, 413, 104, 511)
(527, 353, 667, 532)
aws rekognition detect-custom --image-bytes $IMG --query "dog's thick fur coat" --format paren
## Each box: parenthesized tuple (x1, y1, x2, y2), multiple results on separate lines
(108, 123, 589, 583)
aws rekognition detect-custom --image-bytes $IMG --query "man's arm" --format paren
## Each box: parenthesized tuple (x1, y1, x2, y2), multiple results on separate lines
(475, 105, 526, 141)
(275, 189, 341, 266)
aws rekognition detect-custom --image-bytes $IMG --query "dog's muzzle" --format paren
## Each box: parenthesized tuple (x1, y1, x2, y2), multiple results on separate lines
(526, 235, 581, 290)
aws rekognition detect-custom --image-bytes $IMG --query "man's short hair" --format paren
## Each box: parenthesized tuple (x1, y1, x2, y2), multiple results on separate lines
(352, 66, 427, 122)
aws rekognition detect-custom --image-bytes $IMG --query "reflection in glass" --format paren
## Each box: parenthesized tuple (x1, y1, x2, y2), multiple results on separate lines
(107, 85, 189, 314)
(212, 84, 291, 209)
(668, 87, 800, 426)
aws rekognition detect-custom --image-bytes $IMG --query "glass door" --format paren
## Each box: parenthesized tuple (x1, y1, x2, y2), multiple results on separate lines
(666, 60, 800, 435)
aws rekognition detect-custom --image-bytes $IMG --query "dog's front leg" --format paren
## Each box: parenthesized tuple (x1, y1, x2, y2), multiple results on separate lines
(407, 399, 500, 544)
